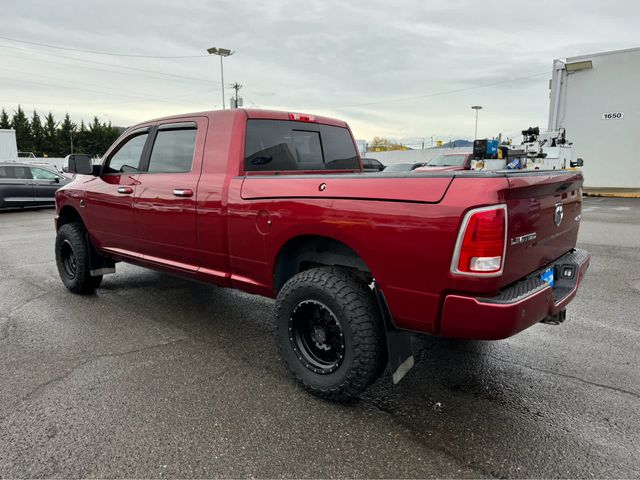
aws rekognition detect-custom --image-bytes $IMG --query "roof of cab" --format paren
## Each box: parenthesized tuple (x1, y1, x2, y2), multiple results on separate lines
(134, 108, 348, 129)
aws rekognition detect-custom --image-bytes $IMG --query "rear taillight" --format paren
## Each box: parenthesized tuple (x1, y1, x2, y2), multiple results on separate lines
(289, 112, 316, 122)
(451, 205, 507, 276)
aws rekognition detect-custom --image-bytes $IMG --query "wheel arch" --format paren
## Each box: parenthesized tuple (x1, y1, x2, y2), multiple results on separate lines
(273, 235, 373, 294)
(56, 205, 85, 230)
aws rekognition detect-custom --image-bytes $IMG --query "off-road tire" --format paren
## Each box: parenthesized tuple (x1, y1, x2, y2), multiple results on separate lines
(55, 223, 103, 294)
(275, 267, 385, 401)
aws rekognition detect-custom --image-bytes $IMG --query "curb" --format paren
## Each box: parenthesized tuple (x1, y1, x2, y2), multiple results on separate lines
(584, 192, 640, 198)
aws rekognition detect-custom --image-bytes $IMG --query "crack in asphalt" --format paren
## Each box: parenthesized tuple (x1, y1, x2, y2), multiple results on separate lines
(485, 353, 640, 400)
(0, 315, 11, 342)
(357, 394, 495, 478)
(2, 291, 49, 318)
(0, 338, 190, 423)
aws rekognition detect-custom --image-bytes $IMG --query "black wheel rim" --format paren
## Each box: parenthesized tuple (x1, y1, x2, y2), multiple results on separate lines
(60, 239, 77, 279)
(289, 300, 345, 374)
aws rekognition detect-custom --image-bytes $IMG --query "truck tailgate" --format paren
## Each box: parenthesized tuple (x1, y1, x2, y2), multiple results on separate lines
(502, 171, 583, 284)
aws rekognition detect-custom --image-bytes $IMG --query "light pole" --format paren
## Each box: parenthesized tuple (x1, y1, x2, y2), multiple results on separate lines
(471, 105, 482, 139)
(207, 47, 234, 109)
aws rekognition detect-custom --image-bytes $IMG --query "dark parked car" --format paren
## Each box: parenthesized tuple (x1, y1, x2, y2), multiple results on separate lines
(361, 157, 385, 172)
(383, 162, 427, 172)
(0, 162, 71, 208)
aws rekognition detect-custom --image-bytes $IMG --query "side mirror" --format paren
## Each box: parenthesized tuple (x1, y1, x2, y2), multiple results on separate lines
(64, 154, 94, 175)
(570, 157, 584, 168)
(54, 176, 60, 183)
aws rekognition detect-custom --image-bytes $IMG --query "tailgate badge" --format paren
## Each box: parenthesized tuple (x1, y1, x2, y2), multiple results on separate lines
(554, 203, 564, 227)
(510, 232, 537, 246)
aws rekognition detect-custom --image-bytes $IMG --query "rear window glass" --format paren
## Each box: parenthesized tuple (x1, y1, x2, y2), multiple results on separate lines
(0, 166, 31, 179)
(147, 128, 196, 173)
(244, 120, 359, 171)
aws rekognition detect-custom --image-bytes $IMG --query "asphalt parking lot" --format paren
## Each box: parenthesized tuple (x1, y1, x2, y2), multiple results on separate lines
(1, 197, 639, 478)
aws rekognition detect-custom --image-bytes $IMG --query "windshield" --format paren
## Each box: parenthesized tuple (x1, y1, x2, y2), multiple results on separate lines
(428, 154, 468, 167)
(383, 163, 414, 172)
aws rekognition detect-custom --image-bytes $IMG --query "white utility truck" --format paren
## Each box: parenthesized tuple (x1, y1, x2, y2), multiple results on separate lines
(472, 127, 583, 171)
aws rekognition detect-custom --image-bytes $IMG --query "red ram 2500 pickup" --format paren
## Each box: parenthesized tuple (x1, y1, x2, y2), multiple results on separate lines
(55, 109, 590, 400)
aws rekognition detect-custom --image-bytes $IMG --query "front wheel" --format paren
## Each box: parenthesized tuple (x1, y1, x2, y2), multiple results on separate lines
(275, 268, 385, 401)
(55, 223, 102, 294)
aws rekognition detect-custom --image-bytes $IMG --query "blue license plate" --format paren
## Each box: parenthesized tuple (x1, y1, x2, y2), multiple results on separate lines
(540, 267, 555, 287)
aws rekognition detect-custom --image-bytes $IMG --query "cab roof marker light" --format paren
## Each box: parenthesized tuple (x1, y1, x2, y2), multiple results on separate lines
(289, 113, 316, 122)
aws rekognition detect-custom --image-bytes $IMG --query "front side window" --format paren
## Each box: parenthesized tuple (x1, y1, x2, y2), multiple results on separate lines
(105, 133, 149, 174)
(244, 120, 359, 172)
(147, 128, 196, 173)
(30, 167, 58, 180)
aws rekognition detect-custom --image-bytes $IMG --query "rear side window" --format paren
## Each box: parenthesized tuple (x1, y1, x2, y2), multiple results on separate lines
(244, 120, 359, 171)
(0, 166, 31, 179)
(105, 133, 149, 174)
(147, 128, 196, 174)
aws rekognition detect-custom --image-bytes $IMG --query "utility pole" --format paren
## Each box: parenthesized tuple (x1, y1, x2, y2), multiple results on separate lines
(421, 138, 425, 150)
(231, 82, 243, 108)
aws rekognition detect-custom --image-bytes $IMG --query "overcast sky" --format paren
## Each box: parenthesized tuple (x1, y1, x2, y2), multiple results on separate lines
(1, 0, 638, 145)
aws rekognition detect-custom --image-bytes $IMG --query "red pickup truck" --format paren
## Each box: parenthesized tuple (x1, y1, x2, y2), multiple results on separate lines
(55, 109, 590, 400)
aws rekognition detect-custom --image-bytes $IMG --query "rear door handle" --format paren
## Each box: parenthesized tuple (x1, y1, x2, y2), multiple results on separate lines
(117, 186, 133, 194)
(173, 188, 193, 198)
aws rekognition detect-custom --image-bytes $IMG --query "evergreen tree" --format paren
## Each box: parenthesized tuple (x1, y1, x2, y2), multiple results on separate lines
(1, 105, 125, 158)
(87, 116, 104, 156)
(12, 105, 32, 154)
(58, 113, 76, 156)
(0, 109, 10, 129)
(104, 122, 122, 156)
(30, 110, 45, 156)
(76, 120, 88, 155)
(43, 112, 60, 157)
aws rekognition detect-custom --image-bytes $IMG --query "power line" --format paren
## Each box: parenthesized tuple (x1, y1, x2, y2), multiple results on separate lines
(0, 70, 211, 106)
(0, 44, 220, 85)
(0, 34, 209, 59)
(329, 72, 549, 109)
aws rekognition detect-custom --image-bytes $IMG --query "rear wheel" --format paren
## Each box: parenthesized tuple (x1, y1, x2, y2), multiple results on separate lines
(275, 268, 385, 401)
(55, 223, 102, 294)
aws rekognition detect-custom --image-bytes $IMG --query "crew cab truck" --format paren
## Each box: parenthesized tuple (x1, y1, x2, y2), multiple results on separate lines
(55, 109, 590, 401)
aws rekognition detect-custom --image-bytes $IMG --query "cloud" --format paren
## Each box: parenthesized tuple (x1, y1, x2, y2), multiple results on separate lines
(0, 0, 638, 142)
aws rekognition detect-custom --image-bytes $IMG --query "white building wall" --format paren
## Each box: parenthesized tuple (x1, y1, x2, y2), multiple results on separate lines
(0, 129, 18, 160)
(549, 47, 640, 188)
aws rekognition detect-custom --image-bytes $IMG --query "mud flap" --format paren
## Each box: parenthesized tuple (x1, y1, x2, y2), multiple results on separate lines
(374, 285, 415, 384)
(85, 233, 116, 276)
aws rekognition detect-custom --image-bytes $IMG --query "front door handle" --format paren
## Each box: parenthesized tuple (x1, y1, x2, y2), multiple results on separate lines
(117, 186, 133, 194)
(173, 188, 193, 198)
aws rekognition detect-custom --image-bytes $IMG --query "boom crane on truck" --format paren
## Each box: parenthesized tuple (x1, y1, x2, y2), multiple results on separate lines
(471, 126, 584, 171)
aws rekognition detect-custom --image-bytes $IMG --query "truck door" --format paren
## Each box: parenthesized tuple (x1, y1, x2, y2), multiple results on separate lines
(132, 118, 206, 270)
(84, 129, 150, 254)
(0, 165, 33, 207)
